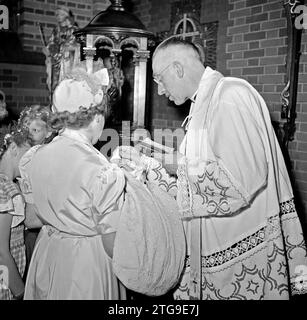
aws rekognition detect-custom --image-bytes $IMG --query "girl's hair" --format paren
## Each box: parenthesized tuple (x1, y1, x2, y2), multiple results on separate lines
(49, 97, 107, 131)
(0, 126, 30, 160)
(18, 104, 58, 146)
(18, 104, 51, 128)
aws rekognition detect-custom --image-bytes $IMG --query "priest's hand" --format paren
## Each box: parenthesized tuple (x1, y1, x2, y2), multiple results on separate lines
(151, 151, 184, 176)
(111, 146, 142, 166)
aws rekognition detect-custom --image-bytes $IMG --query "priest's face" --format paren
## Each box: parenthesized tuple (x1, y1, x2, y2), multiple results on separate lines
(152, 53, 188, 106)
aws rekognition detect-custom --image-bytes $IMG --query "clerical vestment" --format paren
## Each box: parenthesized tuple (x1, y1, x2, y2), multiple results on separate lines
(146, 67, 307, 300)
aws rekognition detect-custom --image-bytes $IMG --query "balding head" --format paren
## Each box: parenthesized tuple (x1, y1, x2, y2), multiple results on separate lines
(153, 37, 201, 60)
(153, 38, 203, 71)
(154, 37, 201, 59)
(152, 38, 205, 105)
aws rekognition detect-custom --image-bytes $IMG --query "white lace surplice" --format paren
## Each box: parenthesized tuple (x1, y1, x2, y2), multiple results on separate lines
(144, 67, 307, 300)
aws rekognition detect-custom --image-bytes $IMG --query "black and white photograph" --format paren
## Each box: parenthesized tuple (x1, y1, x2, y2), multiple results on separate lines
(0, 0, 307, 306)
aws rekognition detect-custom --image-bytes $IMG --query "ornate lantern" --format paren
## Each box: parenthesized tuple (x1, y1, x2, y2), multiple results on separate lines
(74, 0, 154, 130)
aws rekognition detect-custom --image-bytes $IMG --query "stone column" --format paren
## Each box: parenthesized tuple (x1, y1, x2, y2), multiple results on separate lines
(83, 34, 96, 74)
(133, 37, 150, 128)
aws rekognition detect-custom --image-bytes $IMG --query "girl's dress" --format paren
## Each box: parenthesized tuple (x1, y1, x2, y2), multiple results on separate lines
(0, 174, 26, 300)
(19, 130, 126, 300)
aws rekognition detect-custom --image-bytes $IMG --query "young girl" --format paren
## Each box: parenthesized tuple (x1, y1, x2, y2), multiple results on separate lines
(0, 128, 30, 300)
(17, 105, 57, 276)
(18, 104, 56, 146)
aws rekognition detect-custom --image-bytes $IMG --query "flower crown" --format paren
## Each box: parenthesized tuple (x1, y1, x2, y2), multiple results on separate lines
(18, 105, 51, 127)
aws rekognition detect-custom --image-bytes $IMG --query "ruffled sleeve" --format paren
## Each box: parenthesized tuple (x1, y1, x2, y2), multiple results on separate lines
(89, 162, 125, 235)
(0, 175, 25, 228)
(18, 145, 41, 204)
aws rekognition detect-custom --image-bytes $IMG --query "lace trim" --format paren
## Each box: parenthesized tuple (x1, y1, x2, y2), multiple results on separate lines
(202, 226, 266, 268)
(177, 160, 249, 218)
(144, 157, 177, 195)
(184, 199, 296, 268)
(280, 198, 296, 216)
(177, 160, 193, 217)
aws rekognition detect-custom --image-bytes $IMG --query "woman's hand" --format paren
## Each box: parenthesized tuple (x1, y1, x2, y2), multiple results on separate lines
(111, 146, 142, 166)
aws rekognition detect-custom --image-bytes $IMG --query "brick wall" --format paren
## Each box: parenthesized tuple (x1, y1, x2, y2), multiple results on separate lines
(134, 0, 307, 221)
(226, 0, 307, 221)
(0, 0, 106, 118)
(226, 0, 287, 121)
(0, 63, 49, 119)
(19, 0, 93, 52)
(92, 0, 110, 16)
(291, 34, 307, 221)
(133, 0, 232, 148)
(1, 0, 306, 220)
(201, 0, 233, 75)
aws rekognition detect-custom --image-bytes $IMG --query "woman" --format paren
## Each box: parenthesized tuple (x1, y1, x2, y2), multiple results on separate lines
(19, 68, 126, 299)
(0, 128, 30, 300)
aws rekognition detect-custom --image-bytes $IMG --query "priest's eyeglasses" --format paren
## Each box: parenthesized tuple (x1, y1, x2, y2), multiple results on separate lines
(153, 62, 173, 85)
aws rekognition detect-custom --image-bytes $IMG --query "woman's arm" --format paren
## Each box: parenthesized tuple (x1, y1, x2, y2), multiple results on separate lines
(0, 213, 24, 297)
(24, 203, 43, 229)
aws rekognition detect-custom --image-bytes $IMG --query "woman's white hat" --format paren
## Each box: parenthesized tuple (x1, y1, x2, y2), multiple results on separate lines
(52, 68, 109, 113)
